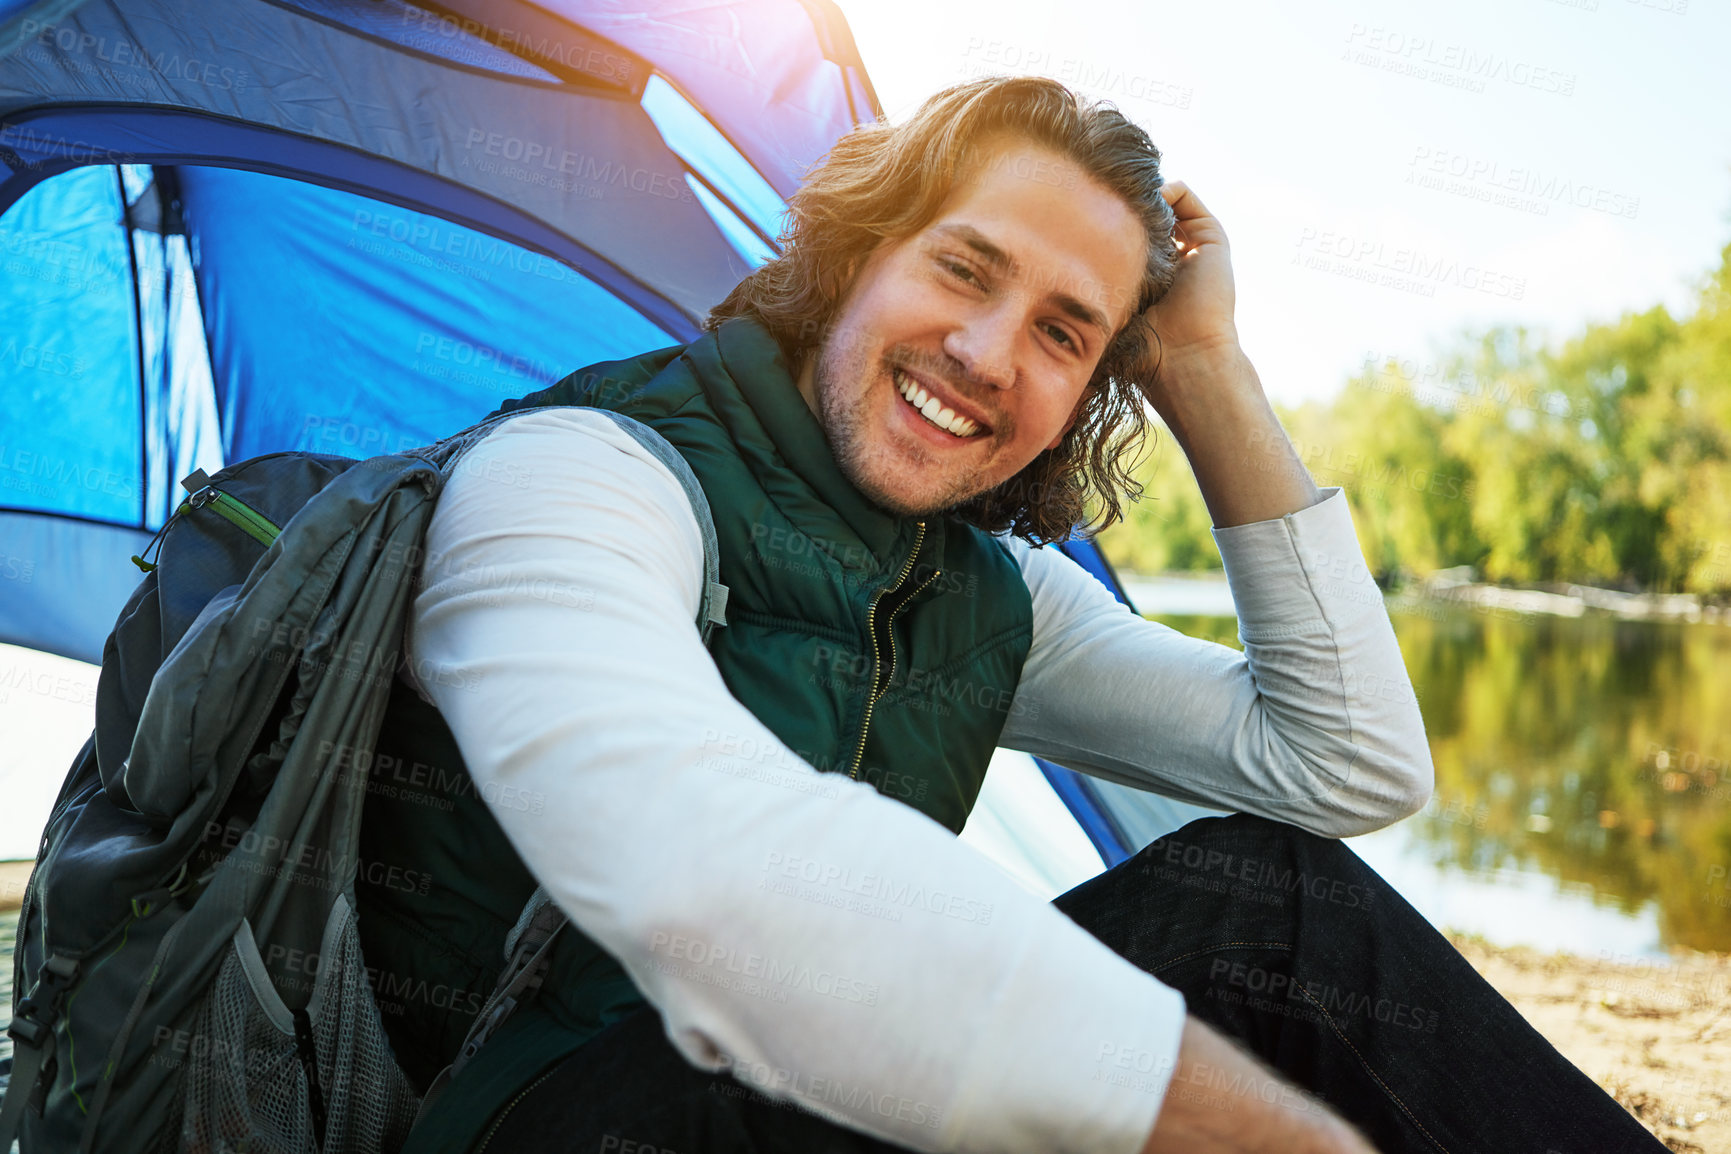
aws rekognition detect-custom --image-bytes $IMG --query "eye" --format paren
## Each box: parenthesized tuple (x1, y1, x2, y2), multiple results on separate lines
(1042, 323, 1078, 351)
(940, 258, 982, 287)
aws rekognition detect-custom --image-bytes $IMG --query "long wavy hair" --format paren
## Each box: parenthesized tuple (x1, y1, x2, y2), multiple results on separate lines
(704, 75, 1181, 543)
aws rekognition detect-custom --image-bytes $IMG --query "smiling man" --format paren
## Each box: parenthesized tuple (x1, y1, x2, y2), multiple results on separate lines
(792, 137, 1147, 519)
(359, 77, 1668, 1154)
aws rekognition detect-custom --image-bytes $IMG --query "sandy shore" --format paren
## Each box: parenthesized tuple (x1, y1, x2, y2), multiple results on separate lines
(1, 864, 1723, 1149)
(1449, 934, 1731, 1153)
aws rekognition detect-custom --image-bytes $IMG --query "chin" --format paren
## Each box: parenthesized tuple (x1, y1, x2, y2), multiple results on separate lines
(850, 452, 995, 519)
(852, 470, 951, 518)
(817, 353, 998, 517)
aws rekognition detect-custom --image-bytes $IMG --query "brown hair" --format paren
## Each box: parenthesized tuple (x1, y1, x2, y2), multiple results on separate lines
(704, 75, 1181, 543)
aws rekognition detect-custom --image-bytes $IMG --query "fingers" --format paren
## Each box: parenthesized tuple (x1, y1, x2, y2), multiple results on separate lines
(1160, 179, 1227, 252)
(1160, 179, 1211, 223)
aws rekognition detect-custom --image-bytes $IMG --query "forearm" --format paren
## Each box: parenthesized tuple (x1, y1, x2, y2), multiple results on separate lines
(1155, 341, 1321, 529)
(1140, 1017, 1379, 1154)
(1000, 492, 1434, 836)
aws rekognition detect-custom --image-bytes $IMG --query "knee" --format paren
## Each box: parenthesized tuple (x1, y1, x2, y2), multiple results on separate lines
(1142, 813, 1366, 881)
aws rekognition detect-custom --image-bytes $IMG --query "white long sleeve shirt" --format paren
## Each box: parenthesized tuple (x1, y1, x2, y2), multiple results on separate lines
(407, 407, 1434, 1154)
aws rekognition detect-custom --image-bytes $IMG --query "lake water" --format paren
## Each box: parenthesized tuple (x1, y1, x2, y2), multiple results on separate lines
(1136, 589, 1731, 958)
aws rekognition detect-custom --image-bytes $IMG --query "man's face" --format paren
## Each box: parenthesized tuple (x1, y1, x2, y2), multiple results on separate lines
(796, 134, 1147, 518)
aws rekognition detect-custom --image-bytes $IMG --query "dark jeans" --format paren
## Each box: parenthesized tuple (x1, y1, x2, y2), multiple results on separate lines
(479, 815, 1666, 1153)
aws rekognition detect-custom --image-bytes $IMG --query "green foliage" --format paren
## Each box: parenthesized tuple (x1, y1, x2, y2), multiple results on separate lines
(1096, 430, 1220, 574)
(1099, 242, 1731, 597)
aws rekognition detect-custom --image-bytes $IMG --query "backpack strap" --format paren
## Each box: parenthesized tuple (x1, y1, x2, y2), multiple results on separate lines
(400, 405, 728, 708)
(421, 404, 728, 641)
(410, 407, 726, 1127)
(583, 409, 729, 643)
(0, 954, 80, 1150)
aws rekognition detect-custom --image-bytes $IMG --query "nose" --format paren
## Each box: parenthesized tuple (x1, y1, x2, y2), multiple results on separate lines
(942, 304, 1017, 392)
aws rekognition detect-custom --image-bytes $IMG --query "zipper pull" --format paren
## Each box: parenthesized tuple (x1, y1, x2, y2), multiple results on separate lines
(130, 469, 217, 572)
(129, 504, 192, 573)
(129, 521, 173, 573)
(292, 1006, 329, 1151)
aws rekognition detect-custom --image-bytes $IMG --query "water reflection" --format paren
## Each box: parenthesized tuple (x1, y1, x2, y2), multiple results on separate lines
(1147, 603, 1731, 953)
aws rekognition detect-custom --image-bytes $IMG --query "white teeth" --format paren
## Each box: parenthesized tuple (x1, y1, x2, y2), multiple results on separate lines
(894, 368, 982, 438)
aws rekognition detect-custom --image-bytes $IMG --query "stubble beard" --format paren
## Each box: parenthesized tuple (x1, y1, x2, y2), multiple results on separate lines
(812, 335, 1001, 519)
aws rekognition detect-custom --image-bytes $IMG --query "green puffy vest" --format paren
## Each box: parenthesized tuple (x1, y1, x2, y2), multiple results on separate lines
(359, 316, 1035, 1153)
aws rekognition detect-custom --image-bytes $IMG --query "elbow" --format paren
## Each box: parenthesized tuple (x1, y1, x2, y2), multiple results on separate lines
(1358, 750, 1434, 831)
(1309, 751, 1433, 838)
(1385, 766, 1434, 824)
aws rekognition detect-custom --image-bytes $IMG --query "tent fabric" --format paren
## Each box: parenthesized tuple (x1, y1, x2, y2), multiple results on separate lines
(0, 0, 853, 663)
(0, 0, 755, 326)
(179, 165, 675, 464)
(0, 157, 685, 663)
(1, 163, 139, 527)
(432, 0, 881, 199)
(0, 515, 151, 663)
(0, 0, 1131, 859)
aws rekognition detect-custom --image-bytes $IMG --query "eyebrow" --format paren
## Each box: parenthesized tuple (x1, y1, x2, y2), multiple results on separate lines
(930, 222, 1114, 337)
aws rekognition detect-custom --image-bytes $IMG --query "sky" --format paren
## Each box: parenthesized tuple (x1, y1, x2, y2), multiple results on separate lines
(833, 0, 1731, 407)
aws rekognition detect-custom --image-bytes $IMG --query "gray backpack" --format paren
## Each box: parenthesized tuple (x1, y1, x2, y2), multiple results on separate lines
(1, 406, 727, 1154)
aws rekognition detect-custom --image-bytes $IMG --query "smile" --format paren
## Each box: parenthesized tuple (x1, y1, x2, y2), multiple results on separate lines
(893, 367, 984, 438)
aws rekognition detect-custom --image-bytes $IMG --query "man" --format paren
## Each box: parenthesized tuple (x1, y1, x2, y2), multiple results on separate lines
(357, 76, 1666, 1154)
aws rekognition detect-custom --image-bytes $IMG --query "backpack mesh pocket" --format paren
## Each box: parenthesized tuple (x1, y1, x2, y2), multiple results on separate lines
(178, 895, 420, 1154)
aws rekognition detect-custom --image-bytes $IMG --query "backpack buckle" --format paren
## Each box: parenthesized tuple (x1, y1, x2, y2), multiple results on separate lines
(6, 955, 80, 1049)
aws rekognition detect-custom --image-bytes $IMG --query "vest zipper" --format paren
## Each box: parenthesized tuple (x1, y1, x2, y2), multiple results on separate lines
(847, 522, 929, 781)
(878, 567, 941, 707)
(473, 1064, 561, 1153)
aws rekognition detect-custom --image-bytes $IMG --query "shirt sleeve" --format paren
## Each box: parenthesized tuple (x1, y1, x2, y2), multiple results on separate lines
(996, 488, 1434, 838)
(407, 408, 1188, 1154)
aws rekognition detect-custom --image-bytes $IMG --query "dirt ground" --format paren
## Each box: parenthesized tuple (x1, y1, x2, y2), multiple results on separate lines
(1449, 933, 1731, 1153)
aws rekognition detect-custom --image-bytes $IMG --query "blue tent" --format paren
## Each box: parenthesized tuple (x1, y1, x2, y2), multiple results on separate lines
(0, 0, 1204, 874)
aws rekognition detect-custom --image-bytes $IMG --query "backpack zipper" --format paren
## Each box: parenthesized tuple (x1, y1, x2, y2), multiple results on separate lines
(847, 522, 929, 781)
(187, 484, 282, 548)
(129, 476, 283, 572)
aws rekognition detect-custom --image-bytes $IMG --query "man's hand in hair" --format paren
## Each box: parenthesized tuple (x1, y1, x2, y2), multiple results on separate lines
(1142, 179, 1240, 374)
(1128, 181, 1322, 528)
